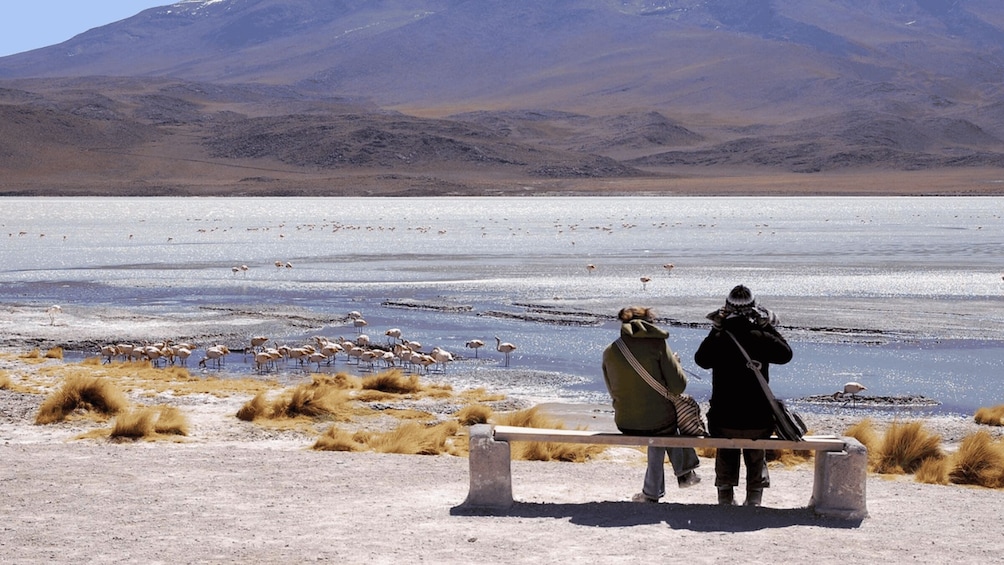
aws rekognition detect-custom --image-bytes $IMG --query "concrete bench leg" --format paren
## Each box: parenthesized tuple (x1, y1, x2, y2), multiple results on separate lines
(810, 436, 868, 520)
(461, 424, 514, 509)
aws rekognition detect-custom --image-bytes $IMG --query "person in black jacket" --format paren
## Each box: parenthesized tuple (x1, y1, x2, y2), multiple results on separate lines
(694, 285, 792, 507)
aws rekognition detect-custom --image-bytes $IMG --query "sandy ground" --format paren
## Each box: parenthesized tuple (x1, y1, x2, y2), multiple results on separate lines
(2, 305, 1004, 564)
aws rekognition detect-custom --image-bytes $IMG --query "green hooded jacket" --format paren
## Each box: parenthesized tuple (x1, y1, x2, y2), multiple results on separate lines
(601, 318, 688, 434)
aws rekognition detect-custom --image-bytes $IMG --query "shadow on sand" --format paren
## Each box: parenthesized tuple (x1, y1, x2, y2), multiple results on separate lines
(451, 501, 863, 531)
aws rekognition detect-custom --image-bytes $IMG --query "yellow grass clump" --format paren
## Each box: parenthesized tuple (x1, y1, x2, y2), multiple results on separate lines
(368, 421, 463, 455)
(236, 374, 363, 423)
(44, 347, 64, 360)
(153, 405, 190, 436)
(313, 426, 367, 451)
(236, 392, 268, 421)
(874, 420, 943, 475)
(109, 405, 190, 440)
(361, 370, 423, 394)
(35, 375, 130, 424)
(456, 404, 494, 426)
(767, 446, 814, 467)
(494, 406, 605, 462)
(948, 431, 1004, 488)
(974, 404, 1004, 427)
(0, 371, 11, 390)
(313, 421, 464, 456)
(844, 418, 883, 470)
(914, 454, 951, 485)
(110, 407, 158, 439)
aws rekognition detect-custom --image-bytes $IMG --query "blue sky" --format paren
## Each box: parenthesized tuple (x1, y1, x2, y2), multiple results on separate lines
(0, 1, 173, 57)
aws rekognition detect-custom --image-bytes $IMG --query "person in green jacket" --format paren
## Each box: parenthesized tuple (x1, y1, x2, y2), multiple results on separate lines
(602, 306, 701, 503)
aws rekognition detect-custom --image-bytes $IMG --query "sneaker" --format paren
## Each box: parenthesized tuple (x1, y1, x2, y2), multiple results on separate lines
(677, 470, 701, 488)
(631, 492, 659, 503)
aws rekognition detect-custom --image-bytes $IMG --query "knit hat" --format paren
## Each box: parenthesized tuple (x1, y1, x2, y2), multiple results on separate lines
(725, 285, 755, 309)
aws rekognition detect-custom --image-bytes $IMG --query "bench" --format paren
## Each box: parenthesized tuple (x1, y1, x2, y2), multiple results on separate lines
(461, 424, 868, 520)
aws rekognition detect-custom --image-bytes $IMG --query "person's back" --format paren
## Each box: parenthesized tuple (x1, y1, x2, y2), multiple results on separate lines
(602, 306, 700, 503)
(693, 285, 792, 506)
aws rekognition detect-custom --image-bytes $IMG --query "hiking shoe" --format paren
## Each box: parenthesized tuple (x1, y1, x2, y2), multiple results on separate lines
(717, 487, 736, 506)
(631, 492, 659, 503)
(744, 489, 763, 507)
(677, 470, 701, 488)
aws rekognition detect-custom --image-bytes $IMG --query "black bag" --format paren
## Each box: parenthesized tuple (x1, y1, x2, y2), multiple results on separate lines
(773, 399, 808, 441)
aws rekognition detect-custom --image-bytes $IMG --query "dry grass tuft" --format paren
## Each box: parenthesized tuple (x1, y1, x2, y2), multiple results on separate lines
(110, 407, 158, 439)
(44, 347, 64, 360)
(271, 383, 352, 419)
(237, 375, 362, 423)
(383, 408, 435, 421)
(311, 372, 362, 390)
(313, 421, 464, 455)
(875, 420, 943, 475)
(456, 404, 493, 426)
(948, 431, 1004, 488)
(915, 455, 951, 485)
(844, 418, 883, 470)
(768, 448, 814, 467)
(35, 375, 130, 424)
(697, 446, 717, 458)
(236, 393, 268, 421)
(108, 405, 189, 440)
(21, 349, 41, 359)
(313, 426, 367, 451)
(0, 371, 11, 390)
(494, 405, 562, 429)
(153, 405, 190, 436)
(361, 370, 423, 394)
(493, 406, 605, 462)
(461, 387, 510, 405)
(974, 405, 1004, 427)
(367, 421, 463, 455)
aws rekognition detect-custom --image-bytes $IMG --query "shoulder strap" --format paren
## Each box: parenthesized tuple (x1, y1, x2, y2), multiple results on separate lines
(615, 338, 672, 399)
(724, 330, 774, 398)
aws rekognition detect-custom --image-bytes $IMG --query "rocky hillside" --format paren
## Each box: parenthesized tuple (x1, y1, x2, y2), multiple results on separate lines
(2, 0, 1004, 195)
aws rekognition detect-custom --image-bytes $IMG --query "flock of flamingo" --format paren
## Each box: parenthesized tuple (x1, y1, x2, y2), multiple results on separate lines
(93, 310, 518, 375)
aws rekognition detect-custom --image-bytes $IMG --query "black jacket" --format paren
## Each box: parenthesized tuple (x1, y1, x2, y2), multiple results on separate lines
(694, 315, 792, 430)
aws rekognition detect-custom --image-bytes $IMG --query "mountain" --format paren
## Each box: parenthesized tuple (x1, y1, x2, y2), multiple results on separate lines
(2, 0, 1004, 196)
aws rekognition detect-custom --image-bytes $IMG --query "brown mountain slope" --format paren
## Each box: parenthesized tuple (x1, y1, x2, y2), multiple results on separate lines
(2, 0, 1004, 195)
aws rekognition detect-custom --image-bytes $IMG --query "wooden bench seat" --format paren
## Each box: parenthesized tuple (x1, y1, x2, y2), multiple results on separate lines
(461, 424, 868, 520)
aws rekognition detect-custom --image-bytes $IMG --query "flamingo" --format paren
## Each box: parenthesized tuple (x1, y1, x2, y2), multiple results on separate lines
(308, 351, 329, 371)
(46, 305, 61, 325)
(835, 382, 867, 401)
(663, 263, 675, 274)
(465, 339, 485, 358)
(100, 344, 118, 364)
(495, 336, 517, 367)
(353, 318, 368, 334)
(249, 336, 270, 358)
(200, 345, 229, 369)
(586, 264, 596, 274)
(431, 347, 454, 372)
(385, 328, 403, 343)
(116, 343, 135, 361)
(254, 351, 272, 373)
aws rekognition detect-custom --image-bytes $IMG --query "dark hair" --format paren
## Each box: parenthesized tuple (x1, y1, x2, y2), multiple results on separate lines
(617, 306, 655, 322)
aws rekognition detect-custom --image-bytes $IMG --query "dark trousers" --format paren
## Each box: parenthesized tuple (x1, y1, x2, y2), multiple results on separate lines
(711, 425, 773, 490)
